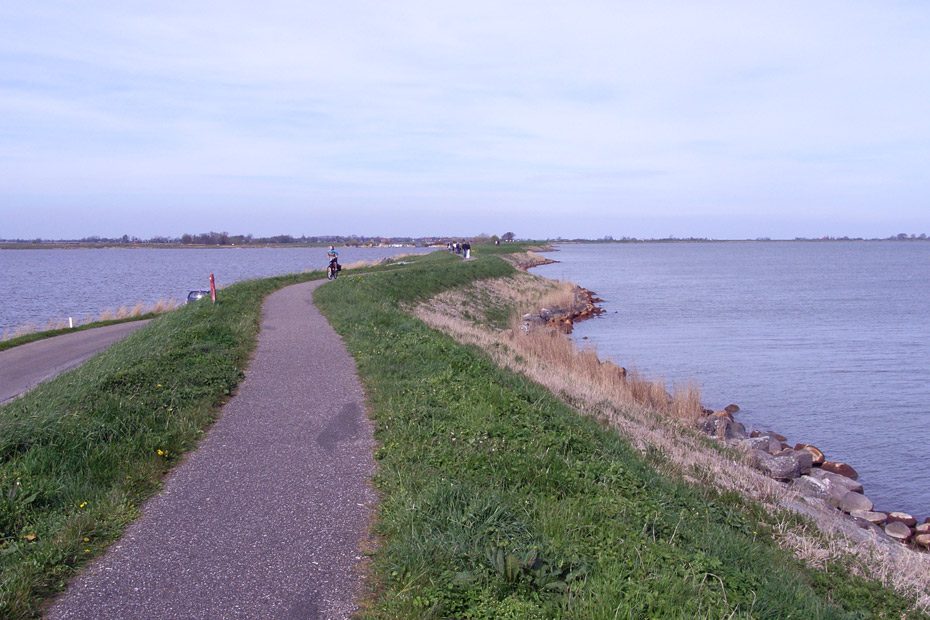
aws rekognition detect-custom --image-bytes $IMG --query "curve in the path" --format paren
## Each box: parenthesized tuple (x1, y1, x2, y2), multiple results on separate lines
(45, 280, 377, 620)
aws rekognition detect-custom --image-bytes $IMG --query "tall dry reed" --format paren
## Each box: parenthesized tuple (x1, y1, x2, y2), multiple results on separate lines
(2, 298, 180, 342)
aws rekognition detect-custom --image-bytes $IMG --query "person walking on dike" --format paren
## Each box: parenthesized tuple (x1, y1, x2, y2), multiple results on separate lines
(463, 240, 471, 259)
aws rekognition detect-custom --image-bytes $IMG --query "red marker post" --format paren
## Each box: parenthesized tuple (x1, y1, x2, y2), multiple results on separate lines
(209, 273, 217, 303)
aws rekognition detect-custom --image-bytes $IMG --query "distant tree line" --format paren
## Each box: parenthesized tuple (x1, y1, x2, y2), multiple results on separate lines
(13, 232, 435, 246)
(7, 230, 928, 245)
(175, 232, 429, 246)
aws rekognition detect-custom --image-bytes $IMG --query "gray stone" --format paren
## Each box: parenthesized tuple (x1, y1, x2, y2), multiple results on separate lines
(759, 430, 787, 442)
(697, 416, 718, 435)
(819, 479, 851, 508)
(736, 436, 781, 455)
(849, 510, 887, 525)
(794, 450, 813, 475)
(773, 448, 811, 475)
(809, 468, 863, 494)
(884, 521, 913, 542)
(838, 491, 874, 514)
(725, 421, 747, 441)
(793, 475, 829, 500)
(749, 450, 802, 481)
(886, 512, 917, 527)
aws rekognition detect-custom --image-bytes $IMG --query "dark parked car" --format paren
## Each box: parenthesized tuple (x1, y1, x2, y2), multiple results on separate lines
(186, 290, 210, 303)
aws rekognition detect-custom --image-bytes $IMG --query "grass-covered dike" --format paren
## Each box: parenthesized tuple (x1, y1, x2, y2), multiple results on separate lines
(315, 248, 924, 618)
(0, 246, 924, 618)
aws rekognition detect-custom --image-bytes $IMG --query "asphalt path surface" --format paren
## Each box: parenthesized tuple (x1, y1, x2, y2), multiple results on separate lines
(0, 320, 151, 404)
(45, 280, 377, 620)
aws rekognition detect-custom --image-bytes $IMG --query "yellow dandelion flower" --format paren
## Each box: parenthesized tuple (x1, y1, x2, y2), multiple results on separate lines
(83, 538, 90, 542)
(79, 502, 87, 508)
(157, 449, 164, 456)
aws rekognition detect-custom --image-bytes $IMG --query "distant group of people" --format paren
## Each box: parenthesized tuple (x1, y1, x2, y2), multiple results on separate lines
(447, 240, 471, 259)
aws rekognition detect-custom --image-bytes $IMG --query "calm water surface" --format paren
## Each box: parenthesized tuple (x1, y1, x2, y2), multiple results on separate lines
(533, 242, 930, 519)
(0, 247, 433, 334)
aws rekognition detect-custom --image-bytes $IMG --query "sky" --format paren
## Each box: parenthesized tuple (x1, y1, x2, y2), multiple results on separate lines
(1, 1, 929, 240)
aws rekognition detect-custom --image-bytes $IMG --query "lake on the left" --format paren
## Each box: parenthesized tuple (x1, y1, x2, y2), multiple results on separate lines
(0, 246, 435, 335)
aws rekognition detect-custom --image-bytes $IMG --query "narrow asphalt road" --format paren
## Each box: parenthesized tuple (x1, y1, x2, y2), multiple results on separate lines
(44, 280, 377, 620)
(0, 320, 151, 404)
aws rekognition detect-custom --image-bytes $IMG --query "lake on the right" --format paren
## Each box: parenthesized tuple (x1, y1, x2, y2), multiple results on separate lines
(532, 241, 930, 519)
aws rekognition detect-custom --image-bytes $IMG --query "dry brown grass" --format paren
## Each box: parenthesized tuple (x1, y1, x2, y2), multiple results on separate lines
(150, 299, 178, 314)
(412, 272, 930, 611)
(339, 252, 421, 271)
(517, 279, 577, 315)
(2, 298, 180, 342)
(498, 250, 555, 271)
(11, 323, 38, 339)
(43, 318, 72, 331)
(99, 298, 177, 322)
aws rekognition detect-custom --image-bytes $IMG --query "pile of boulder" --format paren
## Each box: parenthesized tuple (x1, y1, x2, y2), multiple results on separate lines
(520, 288, 605, 335)
(697, 406, 930, 550)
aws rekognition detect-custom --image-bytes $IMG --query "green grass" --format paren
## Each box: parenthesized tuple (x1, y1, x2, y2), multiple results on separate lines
(1, 246, 922, 618)
(0, 252, 427, 619)
(314, 251, 925, 619)
(0, 271, 322, 618)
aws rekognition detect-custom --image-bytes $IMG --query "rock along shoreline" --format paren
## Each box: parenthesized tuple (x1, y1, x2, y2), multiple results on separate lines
(523, 251, 930, 553)
(695, 406, 930, 550)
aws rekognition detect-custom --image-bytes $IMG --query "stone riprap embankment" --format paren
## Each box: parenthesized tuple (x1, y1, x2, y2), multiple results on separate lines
(520, 288, 605, 335)
(696, 406, 930, 550)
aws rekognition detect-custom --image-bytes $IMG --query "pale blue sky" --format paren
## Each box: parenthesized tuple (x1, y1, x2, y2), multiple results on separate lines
(2, 1, 929, 240)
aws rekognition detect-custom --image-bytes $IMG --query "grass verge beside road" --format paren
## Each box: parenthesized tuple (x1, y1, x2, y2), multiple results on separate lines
(0, 254, 420, 619)
(315, 249, 924, 618)
(0, 271, 319, 618)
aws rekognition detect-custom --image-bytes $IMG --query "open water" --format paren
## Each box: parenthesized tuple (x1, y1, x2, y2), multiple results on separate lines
(0, 246, 433, 335)
(533, 242, 930, 519)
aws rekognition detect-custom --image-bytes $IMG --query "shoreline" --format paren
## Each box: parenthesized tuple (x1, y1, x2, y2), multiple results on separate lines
(524, 247, 930, 550)
(6, 247, 926, 617)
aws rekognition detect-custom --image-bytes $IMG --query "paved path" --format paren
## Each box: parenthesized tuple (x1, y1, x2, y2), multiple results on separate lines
(0, 321, 151, 404)
(45, 280, 377, 620)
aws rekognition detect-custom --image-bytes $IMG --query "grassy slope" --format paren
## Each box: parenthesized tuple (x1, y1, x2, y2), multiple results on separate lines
(0, 271, 324, 618)
(0, 255, 423, 618)
(315, 249, 922, 619)
(1, 247, 921, 618)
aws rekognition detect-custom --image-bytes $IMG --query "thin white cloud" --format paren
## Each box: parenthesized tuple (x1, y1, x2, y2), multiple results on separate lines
(1, 1, 929, 238)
